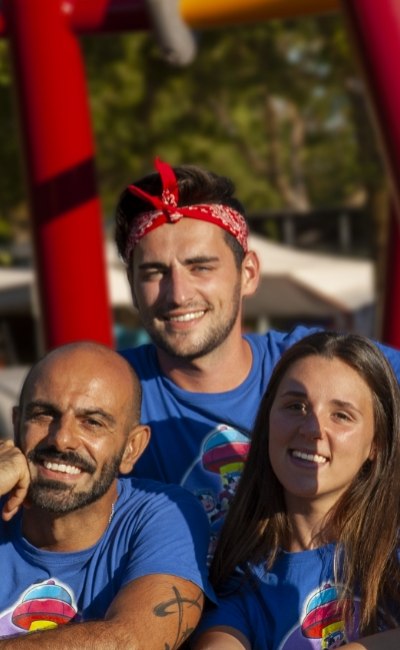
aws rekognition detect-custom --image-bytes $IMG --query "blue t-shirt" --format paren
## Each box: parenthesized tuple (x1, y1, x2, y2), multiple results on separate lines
(120, 327, 400, 540)
(0, 477, 214, 638)
(196, 544, 390, 649)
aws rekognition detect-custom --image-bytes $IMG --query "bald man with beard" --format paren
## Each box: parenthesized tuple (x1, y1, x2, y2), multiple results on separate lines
(0, 342, 213, 648)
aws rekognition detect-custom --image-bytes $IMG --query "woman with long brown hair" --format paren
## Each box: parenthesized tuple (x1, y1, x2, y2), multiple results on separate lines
(193, 332, 400, 649)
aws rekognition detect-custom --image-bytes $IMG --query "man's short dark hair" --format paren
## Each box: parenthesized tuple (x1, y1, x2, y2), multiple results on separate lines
(115, 164, 248, 269)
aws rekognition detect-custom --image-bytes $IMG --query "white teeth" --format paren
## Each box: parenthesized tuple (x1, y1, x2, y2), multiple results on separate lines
(43, 461, 81, 475)
(292, 450, 327, 464)
(168, 311, 205, 322)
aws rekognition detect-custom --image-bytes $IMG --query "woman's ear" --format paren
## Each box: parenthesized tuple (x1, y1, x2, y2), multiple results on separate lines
(368, 441, 377, 462)
(119, 424, 151, 474)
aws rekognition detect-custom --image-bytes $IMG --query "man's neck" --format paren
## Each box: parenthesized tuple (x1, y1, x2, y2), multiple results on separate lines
(157, 336, 253, 392)
(21, 484, 118, 552)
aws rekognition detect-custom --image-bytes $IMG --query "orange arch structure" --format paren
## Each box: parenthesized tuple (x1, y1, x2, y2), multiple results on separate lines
(181, 0, 338, 26)
(1, 0, 400, 349)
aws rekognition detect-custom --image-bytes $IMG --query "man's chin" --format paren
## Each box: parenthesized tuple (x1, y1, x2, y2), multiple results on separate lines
(150, 309, 240, 361)
(28, 480, 80, 514)
(30, 477, 73, 494)
(151, 331, 216, 361)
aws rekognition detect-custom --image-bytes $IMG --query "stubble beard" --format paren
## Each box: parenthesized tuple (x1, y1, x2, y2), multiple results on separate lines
(27, 453, 122, 515)
(143, 281, 242, 361)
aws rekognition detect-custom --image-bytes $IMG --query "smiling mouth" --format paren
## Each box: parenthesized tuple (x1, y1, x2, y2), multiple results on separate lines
(29, 449, 95, 475)
(164, 310, 206, 323)
(42, 461, 82, 475)
(291, 450, 328, 465)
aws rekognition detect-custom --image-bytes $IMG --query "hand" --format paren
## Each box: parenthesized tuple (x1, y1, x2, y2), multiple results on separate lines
(0, 440, 30, 520)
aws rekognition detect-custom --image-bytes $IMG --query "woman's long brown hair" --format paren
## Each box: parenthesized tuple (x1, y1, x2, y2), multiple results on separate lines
(210, 332, 400, 634)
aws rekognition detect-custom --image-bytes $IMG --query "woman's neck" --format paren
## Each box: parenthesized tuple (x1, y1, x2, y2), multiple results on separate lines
(286, 501, 333, 552)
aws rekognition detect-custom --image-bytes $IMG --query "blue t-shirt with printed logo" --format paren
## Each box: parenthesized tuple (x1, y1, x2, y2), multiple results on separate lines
(0, 477, 214, 638)
(195, 544, 395, 649)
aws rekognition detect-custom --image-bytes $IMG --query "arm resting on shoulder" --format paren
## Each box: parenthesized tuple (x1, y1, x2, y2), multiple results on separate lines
(0, 574, 204, 649)
(345, 628, 400, 650)
(192, 627, 250, 650)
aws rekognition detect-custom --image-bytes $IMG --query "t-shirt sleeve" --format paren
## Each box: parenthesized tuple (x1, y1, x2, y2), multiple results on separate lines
(194, 575, 274, 649)
(265, 325, 320, 355)
(194, 588, 254, 645)
(375, 340, 400, 381)
(121, 484, 216, 603)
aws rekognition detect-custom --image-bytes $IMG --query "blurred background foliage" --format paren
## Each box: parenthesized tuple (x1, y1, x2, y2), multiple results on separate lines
(0, 11, 388, 254)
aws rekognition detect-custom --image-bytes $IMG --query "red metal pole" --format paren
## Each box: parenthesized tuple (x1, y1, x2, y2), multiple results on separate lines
(341, 0, 400, 346)
(3, 0, 113, 350)
(382, 208, 400, 347)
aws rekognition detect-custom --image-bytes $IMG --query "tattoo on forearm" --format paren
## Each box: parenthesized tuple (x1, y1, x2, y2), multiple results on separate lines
(153, 585, 202, 649)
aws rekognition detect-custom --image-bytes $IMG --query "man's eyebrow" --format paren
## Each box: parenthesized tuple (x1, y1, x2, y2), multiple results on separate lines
(185, 256, 220, 265)
(76, 408, 117, 425)
(138, 256, 220, 269)
(138, 261, 168, 271)
(25, 400, 59, 414)
(24, 401, 116, 425)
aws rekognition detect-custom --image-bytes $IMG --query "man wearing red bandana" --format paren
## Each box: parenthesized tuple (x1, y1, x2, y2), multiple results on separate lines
(114, 158, 400, 539)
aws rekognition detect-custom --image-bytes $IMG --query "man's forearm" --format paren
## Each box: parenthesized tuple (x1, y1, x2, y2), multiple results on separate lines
(0, 621, 121, 649)
(0, 578, 204, 650)
(0, 620, 151, 650)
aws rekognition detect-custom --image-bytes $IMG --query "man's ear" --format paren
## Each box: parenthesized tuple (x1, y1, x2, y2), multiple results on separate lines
(119, 424, 151, 474)
(241, 250, 260, 298)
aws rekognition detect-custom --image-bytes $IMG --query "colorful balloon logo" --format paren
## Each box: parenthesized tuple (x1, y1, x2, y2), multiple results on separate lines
(12, 580, 77, 632)
(302, 583, 350, 648)
(202, 424, 250, 478)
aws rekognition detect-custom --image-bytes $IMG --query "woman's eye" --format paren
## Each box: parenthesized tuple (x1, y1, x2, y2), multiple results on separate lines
(334, 412, 351, 422)
(287, 402, 306, 413)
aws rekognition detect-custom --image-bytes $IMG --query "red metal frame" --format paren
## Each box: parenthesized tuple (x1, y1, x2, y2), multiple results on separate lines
(341, 0, 400, 346)
(3, 0, 114, 349)
(381, 207, 400, 347)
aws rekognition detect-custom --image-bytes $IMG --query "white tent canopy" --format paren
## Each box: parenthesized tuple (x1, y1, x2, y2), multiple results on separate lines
(244, 235, 374, 328)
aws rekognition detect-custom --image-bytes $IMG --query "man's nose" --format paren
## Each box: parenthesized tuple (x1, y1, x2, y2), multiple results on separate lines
(165, 267, 194, 305)
(47, 415, 80, 450)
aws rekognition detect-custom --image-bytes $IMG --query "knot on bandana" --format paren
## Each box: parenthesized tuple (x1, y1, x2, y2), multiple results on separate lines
(124, 157, 248, 261)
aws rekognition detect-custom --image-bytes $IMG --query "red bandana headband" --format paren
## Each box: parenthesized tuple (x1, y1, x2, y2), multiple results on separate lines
(124, 158, 248, 261)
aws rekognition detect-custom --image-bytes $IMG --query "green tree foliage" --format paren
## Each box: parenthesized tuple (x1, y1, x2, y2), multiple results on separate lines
(81, 13, 385, 220)
(0, 13, 385, 237)
(0, 40, 23, 241)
